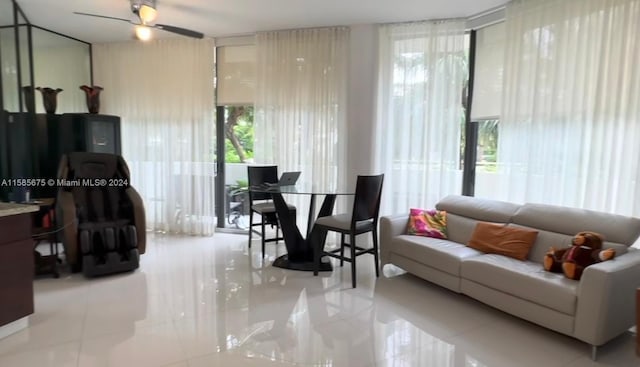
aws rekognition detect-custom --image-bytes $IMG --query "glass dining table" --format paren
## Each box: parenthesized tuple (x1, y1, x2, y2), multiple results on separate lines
(249, 183, 354, 272)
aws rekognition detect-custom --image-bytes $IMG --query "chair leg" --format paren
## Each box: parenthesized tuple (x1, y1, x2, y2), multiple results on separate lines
(340, 233, 345, 267)
(350, 233, 357, 288)
(261, 217, 266, 258)
(372, 228, 380, 277)
(275, 225, 279, 244)
(248, 212, 254, 248)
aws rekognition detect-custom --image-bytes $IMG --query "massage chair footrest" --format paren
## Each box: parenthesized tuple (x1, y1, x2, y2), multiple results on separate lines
(78, 225, 140, 277)
(82, 249, 140, 277)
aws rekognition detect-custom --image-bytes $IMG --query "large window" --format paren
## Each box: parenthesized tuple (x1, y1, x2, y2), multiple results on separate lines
(468, 22, 505, 198)
(375, 20, 468, 214)
(469, 0, 640, 217)
(221, 105, 253, 230)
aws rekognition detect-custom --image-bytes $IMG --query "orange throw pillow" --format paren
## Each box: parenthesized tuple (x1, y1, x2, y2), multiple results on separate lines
(468, 222, 538, 261)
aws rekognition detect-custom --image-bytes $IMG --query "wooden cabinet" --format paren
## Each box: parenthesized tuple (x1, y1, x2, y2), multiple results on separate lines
(0, 211, 34, 327)
(0, 112, 121, 200)
(43, 113, 121, 198)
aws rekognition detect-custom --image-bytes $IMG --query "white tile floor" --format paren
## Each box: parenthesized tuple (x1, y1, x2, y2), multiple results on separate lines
(1, 233, 638, 367)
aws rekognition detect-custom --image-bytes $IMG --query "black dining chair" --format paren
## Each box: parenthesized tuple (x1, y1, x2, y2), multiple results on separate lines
(247, 165, 296, 258)
(313, 174, 384, 288)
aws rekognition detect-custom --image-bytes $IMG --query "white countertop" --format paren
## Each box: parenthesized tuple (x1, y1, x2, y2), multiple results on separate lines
(0, 202, 39, 217)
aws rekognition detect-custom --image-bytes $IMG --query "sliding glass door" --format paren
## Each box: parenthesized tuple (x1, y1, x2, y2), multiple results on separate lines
(214, 43, 256, 230)
(215, 105, 254, 230)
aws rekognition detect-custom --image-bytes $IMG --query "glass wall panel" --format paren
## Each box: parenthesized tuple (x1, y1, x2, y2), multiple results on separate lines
(32, 28, 91, 113)
(18, 24, 31, 112)
(0, 0, 19, 112)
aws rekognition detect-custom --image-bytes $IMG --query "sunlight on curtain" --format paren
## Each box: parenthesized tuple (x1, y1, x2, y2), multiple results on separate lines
(493, 0, 640, 216)
(93, 38, 216, 235)
(254, 27, 349, 232)
(375, 20, 467, 216)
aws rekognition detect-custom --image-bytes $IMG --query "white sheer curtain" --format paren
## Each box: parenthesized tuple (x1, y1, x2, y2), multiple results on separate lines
(375, 20, 468, 215)
(254, 27, 349, 231)
(493, 0, 640, 216)
(93, 38, 216, 235)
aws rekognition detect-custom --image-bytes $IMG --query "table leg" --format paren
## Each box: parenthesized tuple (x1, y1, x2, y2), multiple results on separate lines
(307, 194, 316, 236)
(270, 192, 333, 272)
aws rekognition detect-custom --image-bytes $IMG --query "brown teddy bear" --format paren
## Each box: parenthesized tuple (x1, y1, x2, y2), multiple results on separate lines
(543, 231, 615, 280)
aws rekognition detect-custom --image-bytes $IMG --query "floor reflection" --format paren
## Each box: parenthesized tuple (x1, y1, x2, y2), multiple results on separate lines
(0, 233, 637, 367)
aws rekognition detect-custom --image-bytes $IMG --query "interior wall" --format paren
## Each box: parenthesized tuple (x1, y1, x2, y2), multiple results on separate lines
(346, 24, 378, 187)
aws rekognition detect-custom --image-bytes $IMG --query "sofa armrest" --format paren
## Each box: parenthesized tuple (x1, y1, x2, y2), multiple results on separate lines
(380, 214, 409, 266)
(574, 249, 640, 346)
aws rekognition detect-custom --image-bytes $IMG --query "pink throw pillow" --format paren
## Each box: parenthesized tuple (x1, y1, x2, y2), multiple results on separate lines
(406, 208, 447, 239)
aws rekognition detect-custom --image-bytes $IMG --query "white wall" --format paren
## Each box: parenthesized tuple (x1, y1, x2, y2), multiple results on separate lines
(346, 24, 379, 187)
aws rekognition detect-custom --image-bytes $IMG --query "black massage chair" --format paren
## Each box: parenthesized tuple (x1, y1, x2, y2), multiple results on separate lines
(56, 152, 146, 277)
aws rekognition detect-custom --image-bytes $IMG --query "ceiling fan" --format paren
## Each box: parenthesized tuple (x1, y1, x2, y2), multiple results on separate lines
(74, 0, 204, 40)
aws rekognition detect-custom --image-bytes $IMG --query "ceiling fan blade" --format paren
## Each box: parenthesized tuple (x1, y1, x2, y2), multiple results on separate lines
(153, 24, 204, 39)
(73, 12, 133, 23)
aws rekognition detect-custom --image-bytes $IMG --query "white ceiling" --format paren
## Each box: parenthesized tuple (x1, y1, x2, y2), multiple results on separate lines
(12, 0, 508, 44)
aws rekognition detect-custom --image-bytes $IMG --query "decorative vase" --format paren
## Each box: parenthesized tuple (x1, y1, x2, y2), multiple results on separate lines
(36, 87, 63, 114)
(79, 85, 104, 114)
(22, 86, 35, 113)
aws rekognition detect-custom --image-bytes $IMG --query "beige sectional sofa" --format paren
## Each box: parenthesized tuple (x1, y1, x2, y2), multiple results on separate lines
(380, 195, 640, 359)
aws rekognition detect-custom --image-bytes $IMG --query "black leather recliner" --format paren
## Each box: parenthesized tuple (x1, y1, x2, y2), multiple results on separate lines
(57, 152, 146, 277)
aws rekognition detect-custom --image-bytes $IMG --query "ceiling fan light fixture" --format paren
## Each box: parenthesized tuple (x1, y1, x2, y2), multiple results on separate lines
(75, 0, 203, 40)
(135, 25, 152, 41)
(138, 4, 157, 24)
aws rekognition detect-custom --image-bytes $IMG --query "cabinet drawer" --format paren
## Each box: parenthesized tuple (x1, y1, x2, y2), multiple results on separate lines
(0, 214, 32, 245)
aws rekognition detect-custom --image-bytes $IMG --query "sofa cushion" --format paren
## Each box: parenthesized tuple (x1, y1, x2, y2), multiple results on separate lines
(406, 208, 448, 239)
(467, 222, 538, 261)
(391, 235, 484, 276)
(510, 224, 630, 265)
(436, 195, 521, 223)
(509, 225, 574, 264)
(443, 214, 480, 245)
(461, 254, 578, 315)
(512, 203, 640, 246)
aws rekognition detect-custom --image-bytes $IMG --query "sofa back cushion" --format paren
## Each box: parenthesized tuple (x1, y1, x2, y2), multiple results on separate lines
(436, 195, 521, 223)
(446, 214, 481, 245)
(512, 203, 640, 246)
(511, 224, 630, 264)
(509, 224, 574, 264)
(436, 195, 522, 243)
(434, 197, 639, 264)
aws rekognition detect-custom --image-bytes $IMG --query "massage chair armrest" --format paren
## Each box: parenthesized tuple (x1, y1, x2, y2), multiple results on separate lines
(125, 187, 146, 254)
(56, 190, 79, 265)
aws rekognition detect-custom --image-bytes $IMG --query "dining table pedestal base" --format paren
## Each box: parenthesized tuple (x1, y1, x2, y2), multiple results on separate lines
(272, 254, 333, 272)
(250, 184, 354, 273)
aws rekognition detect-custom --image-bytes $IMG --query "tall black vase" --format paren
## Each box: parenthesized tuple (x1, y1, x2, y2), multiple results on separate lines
(22, 86, 35, 113)
(80, 85, 103, 114)
(36, 87, 63, 114)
